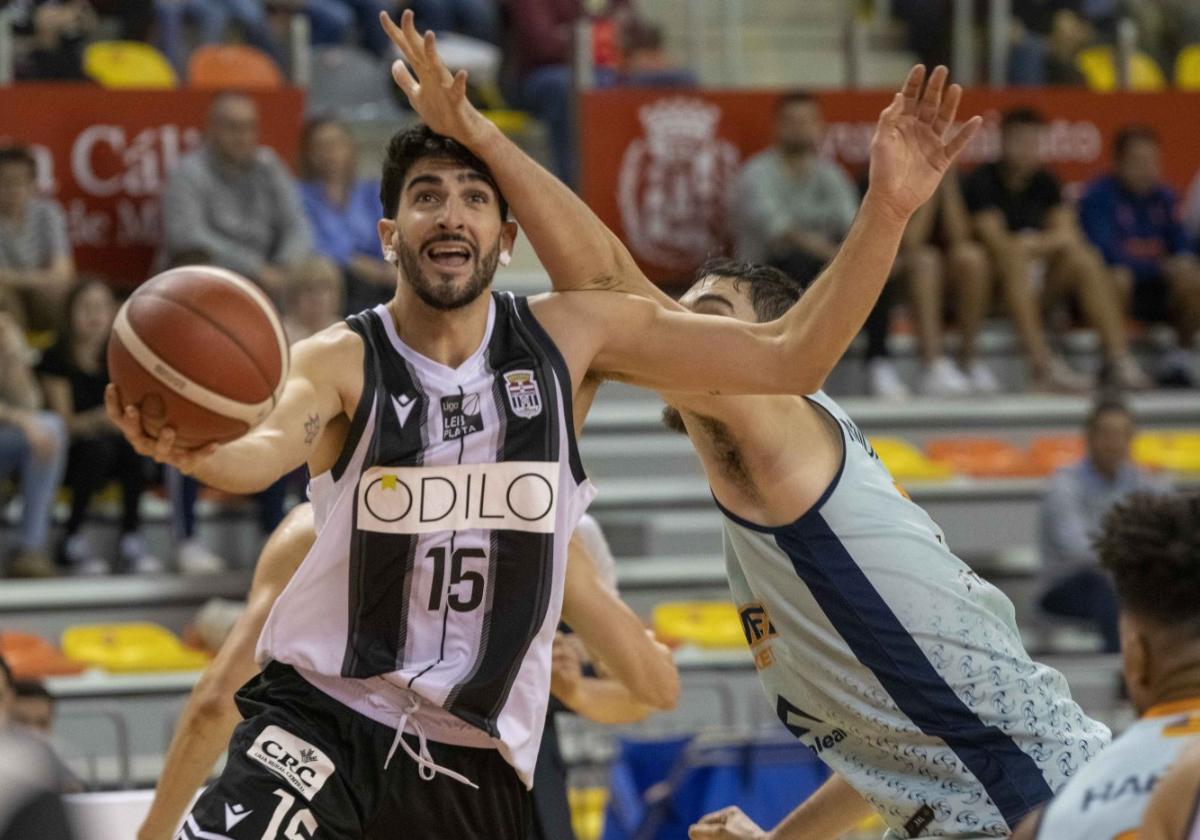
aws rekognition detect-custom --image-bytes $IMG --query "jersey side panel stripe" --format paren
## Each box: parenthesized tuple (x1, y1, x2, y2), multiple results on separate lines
(774, 514, 1054, 828)
(329, 313, 378, 484)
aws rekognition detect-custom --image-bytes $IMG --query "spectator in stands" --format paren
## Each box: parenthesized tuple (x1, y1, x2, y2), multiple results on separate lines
(0, 146, 74, 333)
(901, 172, 997, 395)
(735, 94, 905, 398)
(159, 92, 312, 301)
(1185, 170, 1200, 246)
(1038, 398, 1170, 653)
(299, 117, 392, 313)
(964, 107, 1149, 392)
(409, 0, 500, 44)
(1080, 126, 1200, 388)
(37, 280, 161, 576)
(1007, 1, 1103, 86)
(614, 18, 694, 87)
(6, 0, 95, 80)
(0, 313, 66, 578)
(282, 256, 343, 342)
(154, 0, 281, 74)
(12, 680, 54, 735)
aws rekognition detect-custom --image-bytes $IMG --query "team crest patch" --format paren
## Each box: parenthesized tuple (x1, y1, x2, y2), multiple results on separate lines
(503, 370, 543, 418)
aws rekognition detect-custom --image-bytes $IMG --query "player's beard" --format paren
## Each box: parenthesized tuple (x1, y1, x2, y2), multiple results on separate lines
(398, 237, 501, 311)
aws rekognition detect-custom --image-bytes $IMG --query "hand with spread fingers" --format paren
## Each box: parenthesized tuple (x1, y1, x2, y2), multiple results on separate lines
(866, 64, 983, 223)
(689, 806, 770, 840)
(379, 9, 492, 147)
(104, 384, 218, 474)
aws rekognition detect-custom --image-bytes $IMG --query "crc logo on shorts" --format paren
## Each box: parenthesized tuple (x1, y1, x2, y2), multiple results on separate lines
(503, 370, 542, 418)
(246, 725, 334, 801)
(358, 462, 558, 535)
(441, 392, 484, 441)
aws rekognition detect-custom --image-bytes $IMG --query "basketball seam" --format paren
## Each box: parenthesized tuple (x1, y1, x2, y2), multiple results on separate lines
(141, 289, 277, 399)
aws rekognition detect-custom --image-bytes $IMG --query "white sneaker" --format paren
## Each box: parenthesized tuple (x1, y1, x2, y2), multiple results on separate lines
(1032, 356, 1092, 393)
(964, 360, 1002, 394)
(119, 533, 165, 575)
(176, 539, 227, 575)
(918, 357, 972, 396)
(867, 358, 911, 400)
(63, 534, 111, 576)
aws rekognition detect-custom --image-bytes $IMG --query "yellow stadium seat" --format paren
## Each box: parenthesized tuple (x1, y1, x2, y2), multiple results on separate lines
(870, 437, 954, 481)
(1176, 45, 1200, 89)
(1076, 46, 1166, 92)
(652, 601, 744, 649)
(62, 623, 210, 673)
(1133, 432, 1200, 473)
(569, 787, 608, 840)
(188, 44, 284, 89)
(83, 41, 177, 89)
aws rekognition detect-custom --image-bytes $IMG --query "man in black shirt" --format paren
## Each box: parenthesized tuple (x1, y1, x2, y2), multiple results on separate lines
(964, 107, 1149, 391)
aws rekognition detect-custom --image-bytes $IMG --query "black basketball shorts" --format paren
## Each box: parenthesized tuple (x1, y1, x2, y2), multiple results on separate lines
(177, 662, 532, 840)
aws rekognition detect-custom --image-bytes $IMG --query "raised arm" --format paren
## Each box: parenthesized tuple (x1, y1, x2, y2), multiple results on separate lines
(105, 325, 356, 494)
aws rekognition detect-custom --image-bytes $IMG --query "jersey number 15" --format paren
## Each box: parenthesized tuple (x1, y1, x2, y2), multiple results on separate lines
(427, 546, 485, 612)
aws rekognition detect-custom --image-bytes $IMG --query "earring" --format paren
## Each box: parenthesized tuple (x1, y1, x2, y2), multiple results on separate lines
(499, 252, 511, 266)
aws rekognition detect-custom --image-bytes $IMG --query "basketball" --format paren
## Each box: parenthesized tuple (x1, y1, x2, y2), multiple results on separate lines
(107, 266, 290, 449)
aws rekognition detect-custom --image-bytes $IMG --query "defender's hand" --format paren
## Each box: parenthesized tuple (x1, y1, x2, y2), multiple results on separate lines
(866, 65, 982, 223)
(689, 806, 769, 839)
(380, 10, 492, 147)
(104, 384, 218, 474)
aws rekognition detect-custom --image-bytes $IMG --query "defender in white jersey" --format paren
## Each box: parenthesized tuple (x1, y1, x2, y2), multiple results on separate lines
(107, 12, 974, 837)
(1013, 492, 1200, 840)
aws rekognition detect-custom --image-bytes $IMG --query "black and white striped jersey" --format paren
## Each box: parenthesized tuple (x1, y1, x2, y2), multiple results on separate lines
(257, 292, 595, 785)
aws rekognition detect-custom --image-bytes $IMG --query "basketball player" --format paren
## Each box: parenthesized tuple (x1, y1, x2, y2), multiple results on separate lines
(136, 505, 673, 840)
(1142, 741, 1200, 840)
(107, 14, 974, 838)
(378, 12, 1108, 840)
(1009, 492, 1200, 840)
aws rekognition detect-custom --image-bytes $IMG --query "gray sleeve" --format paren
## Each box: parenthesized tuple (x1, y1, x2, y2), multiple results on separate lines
(266, 153, 312, 267)
(160, 163, 267, 278)
(736, 158, 794, 251)
(1038, 471, 1096, 570)
(40, 201, 72, 261)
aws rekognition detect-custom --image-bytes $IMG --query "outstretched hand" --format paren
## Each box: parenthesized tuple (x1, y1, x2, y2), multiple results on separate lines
(380, 9, 491, 146)
(866, 64, 982, 222)
(689, 806, 769, 839)
(104, 384, 218, 474)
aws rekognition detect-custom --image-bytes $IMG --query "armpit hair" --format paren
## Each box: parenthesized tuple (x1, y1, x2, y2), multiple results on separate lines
(662, 404, 760, 503)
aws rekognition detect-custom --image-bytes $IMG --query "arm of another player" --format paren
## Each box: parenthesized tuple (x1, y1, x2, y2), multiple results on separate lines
(379, 10, 678, 310)
(559, 531, 680, 713)
(690, 774, 875, 840)
(105, 325, 356, 494)
(137, 504, 315, 840)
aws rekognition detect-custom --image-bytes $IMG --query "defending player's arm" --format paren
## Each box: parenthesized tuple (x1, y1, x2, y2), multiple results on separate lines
(689, 774, 875, 840)
(106, 325, 357, 493)
(137, 505, 315, 840)
(558, 531, 680, 715)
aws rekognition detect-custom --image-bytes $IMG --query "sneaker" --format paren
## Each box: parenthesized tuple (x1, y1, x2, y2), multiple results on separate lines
(62, 534, 112, 576)
(1106, 355, 1153, 391)
(8, 550, 57, 578)
(1155, 349, 1198, 389)
(867, 358, 911, 400)
(118, 533, 165, 575)
(1031, 356, 1092, 393)
(963, 360, 1002, 395)
(177, 538, 226, 575)
(918, 357, 972, 397)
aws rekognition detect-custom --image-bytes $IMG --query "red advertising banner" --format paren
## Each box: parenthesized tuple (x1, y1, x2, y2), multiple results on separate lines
(0, 84, 305, 288)
(581, 87, 1200, 284)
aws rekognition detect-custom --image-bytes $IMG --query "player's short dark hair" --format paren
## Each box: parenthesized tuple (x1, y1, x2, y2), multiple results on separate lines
(12, 680, 51, 702)
(776, 92, 817, 115)
(379, 125, 509, 221)
(0, 145, 37, 178)
(696, 258, 804, 322)
(1001, 107, 1045, 132)
(1097, 492, 1200, 630)
(1086, 396, 1133, 432)
(1114, 125, 1159, 160)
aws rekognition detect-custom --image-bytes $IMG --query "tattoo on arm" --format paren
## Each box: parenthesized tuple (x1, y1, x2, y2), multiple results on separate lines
(304, 414, 320, 445)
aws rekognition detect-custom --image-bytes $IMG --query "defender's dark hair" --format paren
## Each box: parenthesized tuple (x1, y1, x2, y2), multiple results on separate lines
(695, 258, 804, 322)
(1113, 124, 1160, 160)
(1000, 107, 1045, 132)
(379, 125, 509, 221)
(1086, 396, 1133, 433)
(13, 680, 51, 701)
(776, 91, 817, 115)
(0, 145, 37, 177)
(1097, 492, 1200, 629)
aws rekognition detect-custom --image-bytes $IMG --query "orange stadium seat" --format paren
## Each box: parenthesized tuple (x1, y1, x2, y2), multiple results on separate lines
(62, 623, 210, 672)
(926, 437, 1036, 478)
(188, 44, 284, 89)
(1028, 435, 1086, 476)
(83, 40, 177, 89)
(0, 632, 85, 679)
(1076, 46, 1166, 91)
(1176, 45, 1200, 89)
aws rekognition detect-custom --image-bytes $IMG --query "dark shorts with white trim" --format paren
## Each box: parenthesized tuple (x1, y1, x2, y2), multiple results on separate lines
(177, 661, 531, 840)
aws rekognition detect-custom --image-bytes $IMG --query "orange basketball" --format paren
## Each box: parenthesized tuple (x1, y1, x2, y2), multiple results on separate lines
(107, 266, 290, 449)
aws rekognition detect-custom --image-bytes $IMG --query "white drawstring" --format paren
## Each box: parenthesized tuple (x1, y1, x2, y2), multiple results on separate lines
(384, 696, 479, 789)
